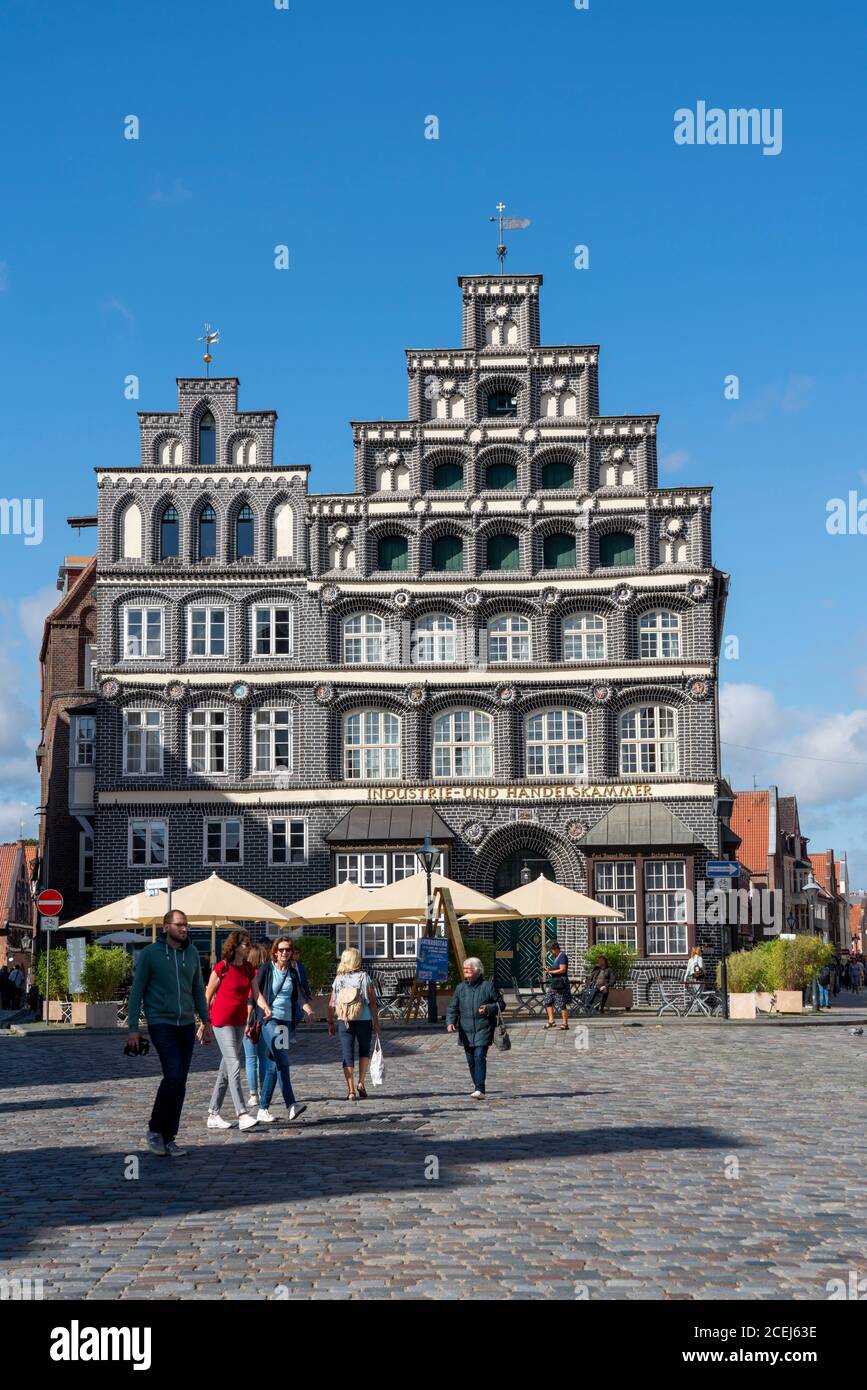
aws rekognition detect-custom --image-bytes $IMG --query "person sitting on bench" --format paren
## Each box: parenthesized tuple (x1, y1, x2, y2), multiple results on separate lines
(585, 957, 615, 1013)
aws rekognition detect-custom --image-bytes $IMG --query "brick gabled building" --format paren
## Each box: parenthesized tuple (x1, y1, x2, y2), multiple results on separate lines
(0, 840, 37, 971)
(731, 785, 815, 935)
(808, 850, 847, 949)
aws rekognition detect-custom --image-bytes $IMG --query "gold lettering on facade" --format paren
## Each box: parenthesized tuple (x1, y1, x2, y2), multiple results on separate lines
(365, 783, 654, 803)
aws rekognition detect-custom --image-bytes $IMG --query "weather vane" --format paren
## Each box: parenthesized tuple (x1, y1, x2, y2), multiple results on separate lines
(198, 323, 220, 378)
(489, 202, 530, 271)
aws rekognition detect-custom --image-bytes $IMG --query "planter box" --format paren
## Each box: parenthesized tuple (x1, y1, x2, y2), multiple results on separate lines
(70, 1002, 119, 1028)
(43, 1001, 66, 1022)
(774, 990, 804, 1014)
(606, 987, 633, 1011)
(728, 992, 757, 1019)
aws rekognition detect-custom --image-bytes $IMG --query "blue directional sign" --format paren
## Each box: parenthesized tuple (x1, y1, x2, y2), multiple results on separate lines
(706, 860, 737, 878)
(415, 937, 449, 983)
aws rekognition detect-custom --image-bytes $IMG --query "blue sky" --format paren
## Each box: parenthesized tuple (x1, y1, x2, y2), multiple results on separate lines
(1, 0, 866, 878)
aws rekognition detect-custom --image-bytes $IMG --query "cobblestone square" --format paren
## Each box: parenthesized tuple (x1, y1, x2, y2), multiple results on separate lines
(1, 1022, 866, 1300)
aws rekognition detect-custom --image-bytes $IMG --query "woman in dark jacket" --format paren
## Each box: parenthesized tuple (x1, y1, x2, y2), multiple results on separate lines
(585, 957, 616, 1013)
(446, 957, 501, 1099)
(250, 937, 314, 1123)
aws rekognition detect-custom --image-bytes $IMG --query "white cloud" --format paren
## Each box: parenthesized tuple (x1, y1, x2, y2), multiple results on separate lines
(0, 798, 38, 842)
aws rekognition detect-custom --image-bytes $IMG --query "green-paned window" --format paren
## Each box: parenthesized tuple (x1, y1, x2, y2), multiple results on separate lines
(599, 531, 635, 566)
(485, 462, 517, 490)
(543, 533, 576, 569)
(430, 535, 463, 572)
(486, 534, 520, 571)
(159, 505, 179, 559)
(378, 536, 409, 571)
(541, 461, 574, 490)
(433, 462, 463, 491)
(486, 391, 518, 418)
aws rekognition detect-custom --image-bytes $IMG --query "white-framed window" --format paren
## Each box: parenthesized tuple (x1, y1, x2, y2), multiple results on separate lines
(343, 710, 401, 781)
(433, 709, 493, 778)
(362, 923, 388, 958)
(412, 614, 456, 664)
(392, 852, 421, 881)
(639, 610, 681, 659)
(269, 818, 307, 865)
(392, 921, 420, 958)
(123, 710, 163, 775)
(619, 706, 678, 775)
(253, 708, 292, 773)
(336, 852, 387, 887)
(204, 817, 243, 865)
(563, 613, 606, 661)
(72, 715, 96, 767)
(335, 922, 361, 956)
(78, 832, 94, 892)
(188, 606, 227, 658)
(128, 818, 168, 867)
(644, 860, 688, 954)
(525, 709, 585, 777)
(253, 605, 293, 657)
(124, 607, 163, 659)
(343, 612, 385, 664)
(189, 708, 227, 774)
(487, 614, 530, 663)
(593, 861, 637, 949)
(85, 644, 98, 689)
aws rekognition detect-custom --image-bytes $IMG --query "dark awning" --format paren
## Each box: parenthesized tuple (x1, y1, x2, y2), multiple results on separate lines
(325, 807, 455, 845)
(581, 803, 699, 848)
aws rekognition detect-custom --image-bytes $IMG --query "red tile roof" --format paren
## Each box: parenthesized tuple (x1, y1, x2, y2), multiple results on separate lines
(730, 792, 769, 875)
(810, 852, 837, 896)
(0, 844, 18, 921)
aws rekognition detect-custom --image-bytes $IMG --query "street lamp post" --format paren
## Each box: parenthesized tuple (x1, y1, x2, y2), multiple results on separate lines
(418, 835, 440, 1024)
(802, 875, 822, 1010)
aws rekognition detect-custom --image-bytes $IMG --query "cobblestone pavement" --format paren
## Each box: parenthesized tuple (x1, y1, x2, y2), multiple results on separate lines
(1, 1022, 865, 1300)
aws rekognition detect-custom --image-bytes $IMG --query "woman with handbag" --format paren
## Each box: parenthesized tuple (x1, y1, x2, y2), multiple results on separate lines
(445, 957, 503, 1099)
(327, 948, 380, 1102)
(205, 928, 259, 1132)
(242, 943, 270, 1110)
(249, 937, 314, 1124)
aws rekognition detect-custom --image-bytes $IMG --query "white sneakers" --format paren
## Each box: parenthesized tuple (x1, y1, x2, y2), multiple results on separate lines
(470, 1090, 484, 1099)
(247, 1094, 258, 1109)
(238, 1113, 259, 1131)
(256, 1108, 276, 1123)
(207, 1113, 231, 1130)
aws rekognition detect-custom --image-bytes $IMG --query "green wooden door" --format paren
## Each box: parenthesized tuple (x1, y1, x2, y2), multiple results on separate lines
(492, 853, 558, 988)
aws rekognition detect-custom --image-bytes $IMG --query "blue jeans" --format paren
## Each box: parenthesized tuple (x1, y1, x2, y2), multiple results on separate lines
(147, 1023, 197, 1143)
(463, 1044, 489, 1094)
(818, 984, 829, 1008)
(258, 1018, 297, 1109)
(243, 1034, 261, 1096)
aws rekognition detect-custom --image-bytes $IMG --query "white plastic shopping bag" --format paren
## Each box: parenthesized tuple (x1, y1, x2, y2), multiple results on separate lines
(369, 1036, 385, 1088)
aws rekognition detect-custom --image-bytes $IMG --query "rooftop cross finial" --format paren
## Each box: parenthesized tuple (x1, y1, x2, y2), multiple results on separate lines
(489, 203, 530, 271)
(198, 323, 220, 378)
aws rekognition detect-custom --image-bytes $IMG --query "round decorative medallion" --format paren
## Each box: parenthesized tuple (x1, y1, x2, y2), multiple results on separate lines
(665, 516, 685, 536)
(166, 680, 188, 702)
(334, 524, 351, 542)
(408, 684, 427, 706)
(320, 583, 340, 604)
(229, 681, 249, 701)
(467, 427, 485, 444)
(611, 447, 625, 461)
(99, 677, 120, 700)
(686, 677, 710, 701)
(553, 376, 567, 390)
(463, 588, 482, 609)
(592, 684, 613, 704)
(314, 683, 335, 705)
(541, 587, 560, 607)
(525, 497, 541, 513)
(386, 449, 401, 464)
(393, 589, 412, 609)
(468, 497, 486, 514)
(496, 683, 517, 705)
(464, 821, 485, 845)
(613, 584, 635, 605)
(523, 428, 539, 443)
(687, 579, 708, 601)
(442, 379, 456, 394)
(413, 498, 429, 515)
(567, 819, 586, 841)
(495, 305, 509, 319)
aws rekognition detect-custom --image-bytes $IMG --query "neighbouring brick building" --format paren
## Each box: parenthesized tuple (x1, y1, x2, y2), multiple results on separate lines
(0, 840, 37, 972)
(87, 270, 733, 1001)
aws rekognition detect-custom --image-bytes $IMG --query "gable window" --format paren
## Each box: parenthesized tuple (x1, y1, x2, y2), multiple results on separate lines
(432, 461, 463, 491)
(619, 706, 677, 774)
(593, 862, 638, 949)
(486, 390, 518, 418)
(433, 709, 493, 778)
(540, 460, 574, 490)
(159, 504, 180, 560)
(269, 818, 307, 865)
(189, 709, 227, 774)
(204, 817, 243, 866)
(253, 708, 292, 773)
(124, 607, 163, 659)
(377, 535, 408, 572)
(543, 532, 576, 570)
(488, 614, 530, 663)
(188, 606, 226, 658)
(430, 535, 463, 572)
(563, 613, 606, 661)
(198, 505, 217, 559)
(199, 411, 216, 468)
(343, 613, 384, 664)
(72, 715, 96, 767)
(235, 504, 255, 559)
(644, 860, 688, 954)
(128, 818, 168, 867)
(485, 461, 517, 490)
(412, 614, 455, 664)
(254, 606, 292, 657)
(599, 531, 636, 567)
(123, 711, 163, 775)
(486, 533, 520, 571)
(525, 709, 585, 777)
(344, 710, 401, 780)
(639, 610, 681, 659)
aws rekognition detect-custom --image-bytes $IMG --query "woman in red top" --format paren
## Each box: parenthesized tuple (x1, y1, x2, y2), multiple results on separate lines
(205, 928, 259, 1132)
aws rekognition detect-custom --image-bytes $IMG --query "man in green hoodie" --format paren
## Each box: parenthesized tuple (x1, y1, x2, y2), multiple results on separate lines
(127, 909, 212, 1156)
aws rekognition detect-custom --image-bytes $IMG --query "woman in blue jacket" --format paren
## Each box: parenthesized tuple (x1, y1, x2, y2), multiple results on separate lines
(250, 937, 314, 1123)
(446, 957, 501, 1099)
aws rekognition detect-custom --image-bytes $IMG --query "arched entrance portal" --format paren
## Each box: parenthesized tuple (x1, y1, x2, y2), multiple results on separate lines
(492, 851, 558, 988)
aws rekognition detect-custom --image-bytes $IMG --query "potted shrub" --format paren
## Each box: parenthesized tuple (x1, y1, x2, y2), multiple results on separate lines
(35, 949, 69, 1021)
(295, 936, 335, 1019)
(586, 943, 637, 1010)
(71, 946, 131, 1027)
(765, 936, 834, 1012)
(720, 945, 773, 1017)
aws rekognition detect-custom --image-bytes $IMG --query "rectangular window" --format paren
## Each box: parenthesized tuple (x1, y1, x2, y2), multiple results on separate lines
(79, 832, 94, 891)
(124, 608, 163, 659)
(362, 922, 388, 958)
(188, 607, 226, 657)
(72, 715, 96, 767)
(335, 922, 361, 956)
(128, 819, 168, 867)
(86, 644, 98, 689)
(392, 852, 421, 881)
(204, 817, 243, 865)
(392, 921, 420, 958)
(644, 860, 688, 955)
(254, 606, 293, 657)
(336, 853, 386, 887)
(254, 708, 292, 773)
(269, 818, 307, 865)
(189, 709, 227, 774)
(593, 861, 638, 949)
(123, 710, 163, 774)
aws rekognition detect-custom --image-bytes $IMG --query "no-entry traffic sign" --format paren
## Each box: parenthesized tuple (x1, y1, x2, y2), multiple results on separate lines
(36, 888, 64, 916)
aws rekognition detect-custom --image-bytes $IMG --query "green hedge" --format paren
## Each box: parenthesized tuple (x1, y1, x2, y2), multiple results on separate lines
(586, 942, 637, 987)
(295, 935, 334, 993)
(447, 938, 496, 990)
(719, 937, 835, 993)
(35, 944, 132, 1002)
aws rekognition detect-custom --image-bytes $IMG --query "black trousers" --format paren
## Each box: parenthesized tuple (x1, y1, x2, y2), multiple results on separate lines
(147, 1023, 196, 1142)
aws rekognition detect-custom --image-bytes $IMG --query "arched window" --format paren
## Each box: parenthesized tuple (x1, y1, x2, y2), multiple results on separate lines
(344, 710, 401, 780)
(639, 610, 681, 659)
(412, 615, 455, 664)
(159, 504, 179, 559)
(430, 534, 463, 572)
(526, 709, 585, 777)
(663, 538, 689, 563)
(158, 438, 182, 468)
(235, 504, 255, 559)
(435, 391, 465, 420)
(377, 535, 408, 572)
(563, 613, 606, 661)
(433, 709, 493, 778)
(198, 411, 216, 469)
(432, 460, 463, 491)
(343, 613, 385, 665)
(541, 459, 574, 490)
(619, 706, 678, 774)
(393, 463, 411, 491)
(543, 532, 576, 569)
(485, 460, 517, 490)
(540, 391, 558, 418)
(231, 437, 257, 468)
(198, 505, 217, 559)
(272, 502, 294, 559)
(561, 391, 578, 417)
(375, 464, 393, 491)
(486, 317, 518, 347)
(486, 390, 518, 418)
(599, 531, 635, 567)
(120, 502, 143, 560)
(488, 615, 530, 663)
(602, 453, 636, 487)
(486, 533, 520, 571)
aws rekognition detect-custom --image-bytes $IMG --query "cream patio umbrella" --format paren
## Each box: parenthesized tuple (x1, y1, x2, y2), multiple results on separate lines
(487, 874, 624, 983)
(170, 873, 307, 963)
(59, 889, 170, 932)
(352, 870, 519, 924)
(285, 879, 389, 926)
